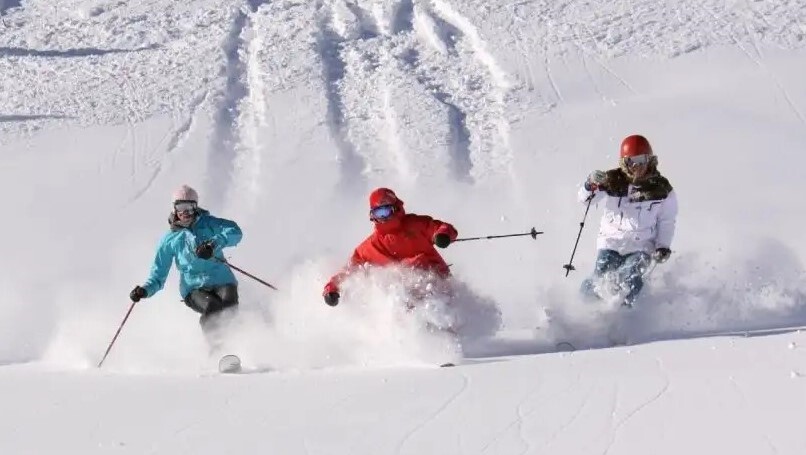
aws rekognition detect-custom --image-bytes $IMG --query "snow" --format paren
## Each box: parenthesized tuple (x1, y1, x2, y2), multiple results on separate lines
(2, 0, 806, 453)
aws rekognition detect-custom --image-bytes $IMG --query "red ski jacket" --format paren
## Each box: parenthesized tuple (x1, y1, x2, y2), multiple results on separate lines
(324, 212, 458, 294)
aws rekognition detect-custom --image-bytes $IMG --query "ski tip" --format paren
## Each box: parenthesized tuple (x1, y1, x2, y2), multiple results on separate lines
(555, 342, 576, 352)
(218, 354, 242, 374)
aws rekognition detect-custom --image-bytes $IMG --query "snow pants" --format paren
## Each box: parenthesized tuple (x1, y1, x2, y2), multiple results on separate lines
(580, 249, 651, 306)
(184, 284, 239, 349)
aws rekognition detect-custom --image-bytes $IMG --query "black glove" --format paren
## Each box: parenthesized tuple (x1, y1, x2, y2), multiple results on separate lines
(195, 240, 215, 259)
(129, 286, 147, 302)
(653, 247, 672, 263)
(433, 233, 451, 249)
(324, 292, 340, 306)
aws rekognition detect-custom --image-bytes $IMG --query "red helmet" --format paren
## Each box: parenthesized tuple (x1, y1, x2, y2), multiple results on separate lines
(369, 187, 401, 209)
(620, 135, 653, 157)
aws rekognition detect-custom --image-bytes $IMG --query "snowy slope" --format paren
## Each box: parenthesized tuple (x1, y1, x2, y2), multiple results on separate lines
(4, 331, 806, 454)
(1, 0, 806, 453)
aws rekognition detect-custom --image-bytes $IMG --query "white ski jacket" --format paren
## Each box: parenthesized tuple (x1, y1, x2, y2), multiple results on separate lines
(578, 182, 678, 255)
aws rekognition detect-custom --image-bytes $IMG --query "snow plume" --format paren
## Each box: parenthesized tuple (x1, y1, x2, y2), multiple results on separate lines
(39, 282, 209, 374)
(633, 238, 806, 339)
(0, 281, 56, 365)
(215, 262, 502, 372)
(534, 237, 806, 350)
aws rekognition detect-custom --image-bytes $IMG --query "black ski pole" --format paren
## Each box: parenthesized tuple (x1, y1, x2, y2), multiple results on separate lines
(454, 227, 543, 242)
(563, 194, 595, 277)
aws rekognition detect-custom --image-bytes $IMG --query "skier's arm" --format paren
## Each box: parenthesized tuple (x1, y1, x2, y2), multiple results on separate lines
(348, 248, 367, 268)
(655, 190, 678, 249)
(416, 215, 458, 242)
(325, 248, 365, 293)
(208, 216, 243, 248)
(142, 237, 174, 297)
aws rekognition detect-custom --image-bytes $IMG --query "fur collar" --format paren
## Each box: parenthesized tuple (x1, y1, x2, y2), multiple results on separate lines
(603, 168, 673, 201)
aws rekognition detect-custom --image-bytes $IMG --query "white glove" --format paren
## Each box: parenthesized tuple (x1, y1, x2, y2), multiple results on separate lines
(586, 170, 607, 191)
(588, 170, 607, 185)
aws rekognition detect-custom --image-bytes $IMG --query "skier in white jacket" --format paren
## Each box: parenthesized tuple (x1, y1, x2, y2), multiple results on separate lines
(579, 134, 678, 307)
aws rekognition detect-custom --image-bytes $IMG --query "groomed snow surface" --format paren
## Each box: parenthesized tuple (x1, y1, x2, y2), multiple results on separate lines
(1, 0, 805, 453)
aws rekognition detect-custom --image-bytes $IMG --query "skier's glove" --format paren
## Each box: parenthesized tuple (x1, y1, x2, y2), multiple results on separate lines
(653, 247, 672, 263)
(323, 282, 340, 306)
(585, 170, 607, 191)
(195, 241, 215, 260)
(433, 233, 451, 249)
(324, 292, 340, 306)
(129, 286, 147, 302)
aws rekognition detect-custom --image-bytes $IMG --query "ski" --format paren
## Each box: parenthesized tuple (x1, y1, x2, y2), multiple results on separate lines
(218, 354, 242, 374)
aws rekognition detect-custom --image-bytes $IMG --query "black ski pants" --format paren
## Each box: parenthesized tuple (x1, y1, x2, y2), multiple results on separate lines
(184, 284, 239, 332)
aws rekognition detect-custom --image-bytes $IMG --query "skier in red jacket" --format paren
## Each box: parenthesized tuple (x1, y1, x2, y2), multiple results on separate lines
(322, 188, 458, 306)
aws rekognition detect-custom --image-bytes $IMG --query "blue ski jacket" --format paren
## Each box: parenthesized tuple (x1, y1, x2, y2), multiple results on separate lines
(142, 210, 243, 299)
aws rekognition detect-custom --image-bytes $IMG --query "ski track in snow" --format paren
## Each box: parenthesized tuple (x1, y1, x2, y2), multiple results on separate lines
(316, 3, 370, 188)
(393, 370, 469, 454)
(313, 0, 514, 184)
(477, 379, 547, 453)
(535, 377, 591, 451)
(504, 0, 805, 116)
(205, 7, 250, 209)
(125, 89, 210, 205)
(205, 0, 272, 211)
(232, 10, 268, 213)
(726, 375, 781, 455)
(697, 2, 806, 127)
(602, 358, 670, 455)
(1, 0, 802, 145)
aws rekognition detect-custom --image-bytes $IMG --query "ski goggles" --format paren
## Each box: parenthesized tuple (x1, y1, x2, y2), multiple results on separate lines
(622, 154, 652, 167)
(370, 204, 395, 221)
(174, 201, 198, 214)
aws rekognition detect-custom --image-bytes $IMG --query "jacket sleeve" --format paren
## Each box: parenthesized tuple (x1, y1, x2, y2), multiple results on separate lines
(578, 181, 605, 204)
(349, 248, 367, 267)
(414, 215, 457, 241)
(142, 235, 175, 297)
(209, 216, 243, 248)
(655, 190, 678, 249)
(325, 247, 365, 294)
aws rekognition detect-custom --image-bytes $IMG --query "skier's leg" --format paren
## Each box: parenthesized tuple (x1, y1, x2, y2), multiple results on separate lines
(184, 288, 218, 314)
(580, 250, 622, 299)
(184, 288, 227, 352)
(209, 284, 239, 314)
(198, 284, 239, 351)
(618, 252, 651, 307)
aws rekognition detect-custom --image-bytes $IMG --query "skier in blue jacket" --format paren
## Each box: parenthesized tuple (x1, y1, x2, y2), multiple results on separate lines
(130, 185, 243, 339)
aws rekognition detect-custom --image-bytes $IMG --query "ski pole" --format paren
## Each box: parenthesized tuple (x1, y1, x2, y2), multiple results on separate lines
(454, 227, 543, 242)
(563, 194, 595, 277)
(97, 301, 137, 368)
(218, 258, 278, 290)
